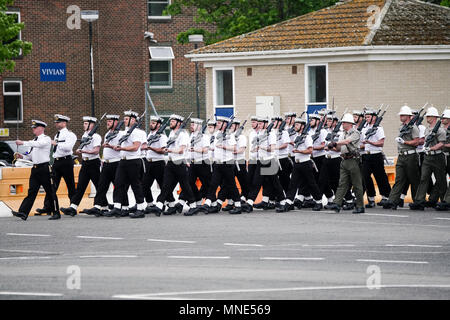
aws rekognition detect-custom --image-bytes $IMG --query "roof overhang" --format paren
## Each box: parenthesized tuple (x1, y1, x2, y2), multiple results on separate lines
(185, 45, 450, 67)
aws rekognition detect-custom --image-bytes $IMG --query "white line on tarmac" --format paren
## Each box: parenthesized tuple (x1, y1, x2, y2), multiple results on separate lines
(364, 213, 409, 218)
(0, 256, 51, 260)
(356, 259, 428, 264)
(260, 257, 325, 261)
(76, 236, 124, 240)
(112, 284, 450, 299)
(302, 244, 355, 247)
(0, 291, 63, 297)
(385, 244, 442, 248)
(6, 233, 51, 237)
(0, 249, 58, 254)
(147, 238, 196, 244)
(434, 217, 450, 221)
(79, 255, 137, 258)
(224, 243, 264, 247)
(168, 256, 230, 259)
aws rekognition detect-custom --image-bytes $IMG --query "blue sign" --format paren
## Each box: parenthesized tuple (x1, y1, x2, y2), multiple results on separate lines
(40, 63, 66, 82)
(215, 107, 234, 118)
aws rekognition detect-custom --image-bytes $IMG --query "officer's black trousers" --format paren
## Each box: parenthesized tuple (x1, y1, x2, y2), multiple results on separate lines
(277, 157, 293, 193)
(93, 161, 129, 207)
(207, 163, 240, 203)
(217, 161, 248, 201)
(186, 162, 211, 202)
(319, 156, 341, 198)
(43, 157, 75, 210)
(19, 163, 55, 216)
(248, 160, 285, 202)
(71, 158, 100, 206)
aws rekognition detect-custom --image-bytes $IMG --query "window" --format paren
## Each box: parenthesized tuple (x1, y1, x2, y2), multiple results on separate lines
(3, 80, 23, 123)
(214, 68, 234, 117)
(148, 0, 171, 19)
(149, 47, 174, 88)
(307, 65, 327, 104)
(5, 11, 22, 55)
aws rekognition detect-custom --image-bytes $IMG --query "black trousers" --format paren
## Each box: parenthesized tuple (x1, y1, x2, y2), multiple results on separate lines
(93, 161, 129, 207)
(248, 160, 285, 202)
(217, 160, 248, 201)
(286, 160, 322, 201)
(277, 157, 293, 194)
(43, 156, 75, 210)
(184, 162, 211, 202)
(142, 160, 174, 203)
(362, 153, 391, 198)
(319, 156, 341, 198)
(207, 163, 241, 203)
(157, 161, 195, 204)
(113, 159, 145, 206)
(19, 163, 55, 216)
(71, 158, 100, 206)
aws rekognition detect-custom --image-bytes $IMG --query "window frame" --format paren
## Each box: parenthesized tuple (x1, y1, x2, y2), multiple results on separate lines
(5, 10, 22, 56)
(149, 59, 173, 89)
(304, 63, 328, 109)
(3, 80, 23, 124)
(213, 67, 235, 116)
(147, 0, 172, 20)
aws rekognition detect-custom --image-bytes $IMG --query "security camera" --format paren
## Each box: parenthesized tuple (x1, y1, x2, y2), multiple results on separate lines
(144, 31, 157, 43)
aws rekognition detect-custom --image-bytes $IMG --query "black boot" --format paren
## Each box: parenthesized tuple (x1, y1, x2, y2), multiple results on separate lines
(302, 199, 315, 208)
(222, 204, 234, 211)
(207, 204, 221, 214)
(312, 203, 323, 211)
(120, 209, 130, 217)
(293, 199, 303, 210)
(424, 201, 437, 208)
(12, 211, 28, 221)
(61, 207, 77, 217)
(35, 208, 51, 216)
(242, 203, 253, 213)
(265, 202, 276, 210)
(184, 206, 199, 216)
(130, 210, 145, 218)
(48, 212, 61, 220)
(398, 199, 404, 208)
(365, 201, 375, 209)
(342, 202, 355, 211)
(409, 202, 425, 211)
(435, 202, 449, 211)
(382, 201, 397, 210)
(253, 201, 267, 209)
(165, 205, 179, 215)
(145, 204, 155, 214)
(229, 206, 242, 214)
(352, 207, 365, 214)
(87, 207, 102, 217)
(107, 207, 122, 217)
(377, 199, 389, 207)
(325, 203, 341, 213)
(276, 203, 290, 212)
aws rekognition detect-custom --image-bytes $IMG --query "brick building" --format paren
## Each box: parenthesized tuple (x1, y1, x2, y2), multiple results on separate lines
(0, 0, 210, 141)
(187, 0, 450, 156)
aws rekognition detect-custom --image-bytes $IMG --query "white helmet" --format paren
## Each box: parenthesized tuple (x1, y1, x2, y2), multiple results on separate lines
(341, 113, 355, 124)
(442, 109, 450, 119)
(398, 105, 413, 116)
(425, 107, 439, 117)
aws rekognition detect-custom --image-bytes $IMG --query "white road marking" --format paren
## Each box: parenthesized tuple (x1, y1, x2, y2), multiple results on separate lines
(0, 249, 58, 254)
(385, 244, 442, 248)
(224, 243, 264, 247)
(364, 213, 409, 218)
(76, 236, 123, 240)
(0, 291, 63, 297)
(168, 256, 230, 259)
(434, 217, 450, 221)
(260, 257, 325, 261)
(356, 259, 428, 264)
(79, 255, 137, 258)
(6, 233, 51, 237)
(302, 244, 355, 247)
(147, 238, 196, 244)
(112, 284, 450, 299)
(0, 256, 51, 260)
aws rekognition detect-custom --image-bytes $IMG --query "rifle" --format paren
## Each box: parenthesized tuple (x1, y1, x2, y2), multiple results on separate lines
(424, 118, 442, 149)
(166, 112, 193, 148)
(79, 113, 107, 149)
(235, 119, 247, 139)
(356, 118, 367, 132)
(190, 118, 210, 147)
(48, 134, 60, 216)
(118, 111, 146, 145)
(294, 123, 311, 149)
(399, 107, 425, 139)
(311, 112, 328, 142)
(257, 121, 275, 146)
(147, 118, 169, 145)
(364, 105, 389, 140)
(215, 114, 236, 145)
(105, 119, 125, 144)
(325, 108, 348, 143)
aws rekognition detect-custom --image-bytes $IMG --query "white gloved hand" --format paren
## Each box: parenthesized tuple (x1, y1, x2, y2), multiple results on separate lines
(395, 137, 405, 144)
(424, 147, 431, 153)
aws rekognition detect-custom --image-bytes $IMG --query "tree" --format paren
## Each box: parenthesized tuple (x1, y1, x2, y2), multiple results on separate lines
(0, 0, 32, 73)
(166, 0, 339, 45)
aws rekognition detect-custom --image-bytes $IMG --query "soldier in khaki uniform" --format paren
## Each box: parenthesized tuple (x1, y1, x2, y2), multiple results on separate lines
(435, 109, 450, 211)
(326, 113, 365, 214)
(383, 106, 421, 209)
(410, 107, 447, 210)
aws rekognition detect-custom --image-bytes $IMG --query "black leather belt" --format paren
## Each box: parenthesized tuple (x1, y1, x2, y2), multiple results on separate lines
(33, 162, 49, 168)
(54, 155, 72, 161)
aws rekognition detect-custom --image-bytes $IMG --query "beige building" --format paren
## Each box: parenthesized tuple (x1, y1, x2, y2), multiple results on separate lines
(186, 0, 450, 156)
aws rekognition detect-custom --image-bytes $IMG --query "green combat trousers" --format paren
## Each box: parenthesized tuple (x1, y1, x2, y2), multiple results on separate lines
(334, 158, 364, 208)
(415, 153, 447, 204)
(388, 153, 420, 205)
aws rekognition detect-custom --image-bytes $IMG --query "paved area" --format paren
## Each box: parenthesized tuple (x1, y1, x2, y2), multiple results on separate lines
(0, 206, 449, 300)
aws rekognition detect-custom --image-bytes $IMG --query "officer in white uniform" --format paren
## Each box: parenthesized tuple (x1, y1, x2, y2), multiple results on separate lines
(13, 120, 57, 220)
